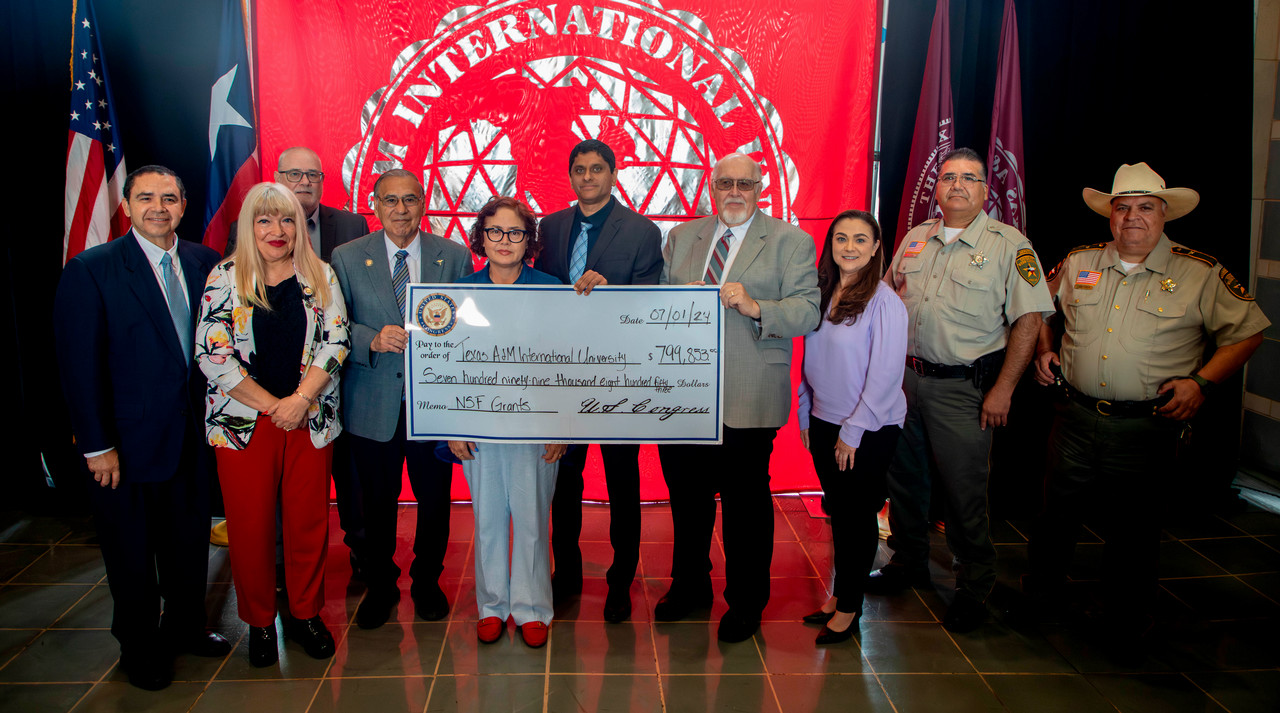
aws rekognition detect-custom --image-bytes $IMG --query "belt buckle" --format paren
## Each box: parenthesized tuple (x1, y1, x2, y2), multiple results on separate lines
(1095, 399, 1112, 416)
(909, 357, 926, 377)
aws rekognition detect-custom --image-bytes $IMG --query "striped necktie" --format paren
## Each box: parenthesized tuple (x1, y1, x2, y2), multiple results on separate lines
(569, 221, 591, 283)
(159, 253, 192, 362)
(703, 228, 734, 285)
(393, 250, 409, 316)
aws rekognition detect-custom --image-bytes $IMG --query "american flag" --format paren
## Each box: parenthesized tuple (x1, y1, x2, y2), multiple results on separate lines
(1075, 270, 1101, 287)
(64, 0, 128, 264)
(905, 240, 927, 257)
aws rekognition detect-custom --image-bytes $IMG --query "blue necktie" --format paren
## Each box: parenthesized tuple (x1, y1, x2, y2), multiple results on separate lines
(703, 229, 733, 285)
(393, 250, 410, 316)
(159, 253, 192, 361)
(569, 221, 591, 283)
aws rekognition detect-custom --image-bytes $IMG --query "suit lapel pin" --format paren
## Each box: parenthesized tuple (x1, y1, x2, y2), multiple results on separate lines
(435, 259, 444, 266)
(365, 259, 373, 267)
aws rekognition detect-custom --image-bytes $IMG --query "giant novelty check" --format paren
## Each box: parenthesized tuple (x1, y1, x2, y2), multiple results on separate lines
(404, 284, 724, 444)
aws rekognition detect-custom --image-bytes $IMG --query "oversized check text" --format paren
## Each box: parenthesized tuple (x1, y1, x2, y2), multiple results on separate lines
(405, 285, 723, 444)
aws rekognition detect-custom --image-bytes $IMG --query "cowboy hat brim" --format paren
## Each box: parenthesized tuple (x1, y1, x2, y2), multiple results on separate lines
(1082, 186, 1200, 220)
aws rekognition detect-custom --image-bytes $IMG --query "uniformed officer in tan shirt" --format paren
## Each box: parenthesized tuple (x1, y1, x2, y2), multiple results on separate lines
(1028, 162, 1268, 642)
(872, 147, 1054, 633)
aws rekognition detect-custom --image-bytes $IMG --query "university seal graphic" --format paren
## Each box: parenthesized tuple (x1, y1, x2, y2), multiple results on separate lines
(416, 293, 459, 335)
(343, 0, 799, 244)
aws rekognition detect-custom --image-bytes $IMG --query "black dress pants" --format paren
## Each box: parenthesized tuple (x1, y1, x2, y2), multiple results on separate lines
(349, 410, 452, 598)
(806, 417, 901, 613)
(658, 425, 777, 616)
(551, 443, 642, 589)
(90, 437, 210, 655)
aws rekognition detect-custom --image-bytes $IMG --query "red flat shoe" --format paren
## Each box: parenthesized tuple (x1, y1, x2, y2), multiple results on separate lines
(519, 621, 548, 648)
(477, 617, 504, 644)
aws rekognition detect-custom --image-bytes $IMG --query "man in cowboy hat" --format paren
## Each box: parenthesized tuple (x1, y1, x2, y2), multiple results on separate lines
(1027, 162, 1268, 640)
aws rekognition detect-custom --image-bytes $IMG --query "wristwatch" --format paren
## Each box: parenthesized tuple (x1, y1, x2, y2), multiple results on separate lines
(1188, 373, 1213, 396)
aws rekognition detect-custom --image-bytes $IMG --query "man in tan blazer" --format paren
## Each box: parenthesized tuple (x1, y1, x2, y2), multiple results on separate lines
(655, 154, 820, 642)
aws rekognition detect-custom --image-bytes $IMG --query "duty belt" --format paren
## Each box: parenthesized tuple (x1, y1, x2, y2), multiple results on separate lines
(905, 355, 974, 379)
(1055, 375, 1171, 418)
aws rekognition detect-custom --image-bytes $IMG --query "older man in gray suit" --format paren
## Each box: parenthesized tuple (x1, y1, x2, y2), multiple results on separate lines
(656, 153, 820, 642)
(331, 169, 472, 629)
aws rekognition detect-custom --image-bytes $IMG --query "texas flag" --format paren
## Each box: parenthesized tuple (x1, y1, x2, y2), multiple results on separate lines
(202, 0, 259, 254)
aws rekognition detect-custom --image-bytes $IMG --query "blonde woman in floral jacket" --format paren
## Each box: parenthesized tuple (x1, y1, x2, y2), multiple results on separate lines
(196, 182, 349, 668)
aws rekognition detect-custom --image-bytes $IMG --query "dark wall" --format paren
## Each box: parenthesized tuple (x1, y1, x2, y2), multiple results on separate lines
(879, 0, 1254, 271)
(877, 0, 1255, 513)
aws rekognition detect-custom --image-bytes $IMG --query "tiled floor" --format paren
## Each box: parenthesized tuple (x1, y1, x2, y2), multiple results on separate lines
(1, 495, 1279, 712)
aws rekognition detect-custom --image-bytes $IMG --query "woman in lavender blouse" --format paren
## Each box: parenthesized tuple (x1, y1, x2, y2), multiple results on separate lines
(797, 209, 908, 645)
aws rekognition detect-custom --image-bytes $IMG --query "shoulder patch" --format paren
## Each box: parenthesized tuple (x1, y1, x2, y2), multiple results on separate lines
(1219, 267, 1255, 301)
(1066, 242, 1107, 257)
(1172, 246, 1215, 266)
(1015, 247, 1042, 287)
(1046, 259, 1065, 283)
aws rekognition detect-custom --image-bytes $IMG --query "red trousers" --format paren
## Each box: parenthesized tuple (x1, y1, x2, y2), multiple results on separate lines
(215, 415, 331, 627)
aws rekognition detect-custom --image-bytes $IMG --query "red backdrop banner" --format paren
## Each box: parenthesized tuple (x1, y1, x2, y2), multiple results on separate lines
(255, 0, 879, 499)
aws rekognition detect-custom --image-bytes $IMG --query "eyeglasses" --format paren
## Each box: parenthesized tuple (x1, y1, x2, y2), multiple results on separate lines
(377, 194, 422, 208)
(712, 178, 762, 192)
(278, 169, 324, 183)
(938, 173, 985, 186)
(483, 227, 527, 243)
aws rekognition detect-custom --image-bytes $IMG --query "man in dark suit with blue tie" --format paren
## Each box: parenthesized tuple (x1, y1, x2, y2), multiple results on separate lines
(54, 166, 229, 690)
(534, 139, 663, 622)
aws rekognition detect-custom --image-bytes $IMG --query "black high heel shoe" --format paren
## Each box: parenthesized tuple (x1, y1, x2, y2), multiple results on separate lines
(248, 625, 279, 667)
(815, 612, 861, 645)
(802, 608, 836, 625)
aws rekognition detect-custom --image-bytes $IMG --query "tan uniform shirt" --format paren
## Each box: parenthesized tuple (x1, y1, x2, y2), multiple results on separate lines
(887, 212, 1054, 365)
(1047, 234, 1270, 401)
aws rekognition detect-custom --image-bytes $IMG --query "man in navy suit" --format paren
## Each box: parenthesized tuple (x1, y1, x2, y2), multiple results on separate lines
(54, 165, 229, 690)
(534, 139, 663, 622)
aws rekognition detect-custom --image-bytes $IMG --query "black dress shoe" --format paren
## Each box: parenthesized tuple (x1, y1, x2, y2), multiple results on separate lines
(802, 608, 836, 625)
(283, 616, 335, 659)
(121, 652, 172, 691)
(248, 625, 279, 668)
(864, 566, 930, 595)
(180, 631, 232, 657)
(716, 610, 760, 643)
(603, 586, 631, 623)
(815, 613, 860, 645)
(357, 588, 402, 630)
(413, 586, 450, 621)
(653, 588, 712, 622)
(942, 593, 989, 633)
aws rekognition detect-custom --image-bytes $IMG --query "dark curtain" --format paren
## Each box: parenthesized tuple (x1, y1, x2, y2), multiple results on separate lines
(878, 0, 1255, 515)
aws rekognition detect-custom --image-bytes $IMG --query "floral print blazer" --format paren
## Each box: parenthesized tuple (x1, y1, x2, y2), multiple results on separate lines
(195, 260, 350, 449)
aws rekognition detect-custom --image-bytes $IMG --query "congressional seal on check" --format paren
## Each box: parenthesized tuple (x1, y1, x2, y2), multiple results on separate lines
(404, 284, 724, 444)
